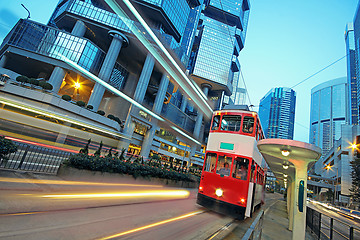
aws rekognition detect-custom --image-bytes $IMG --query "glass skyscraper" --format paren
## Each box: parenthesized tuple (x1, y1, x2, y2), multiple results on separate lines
(354, 1, 360, 123)
(258, 87, 296, 140)
(187, 0, 250, 109)
(309, 77, 348, 155)
(345, 22, 358, 125)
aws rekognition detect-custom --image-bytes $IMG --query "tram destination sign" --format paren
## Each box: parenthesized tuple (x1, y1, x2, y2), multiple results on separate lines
(220, 142, 234, 151)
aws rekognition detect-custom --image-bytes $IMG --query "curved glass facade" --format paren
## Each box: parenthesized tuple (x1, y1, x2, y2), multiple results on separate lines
(309, 77, 348, 155)
(5, 19, 128, 91)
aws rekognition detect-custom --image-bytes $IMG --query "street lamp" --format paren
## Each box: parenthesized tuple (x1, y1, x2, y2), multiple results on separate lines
(325, 164, 338, 205)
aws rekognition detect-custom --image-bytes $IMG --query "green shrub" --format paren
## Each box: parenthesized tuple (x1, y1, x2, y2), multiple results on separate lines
(29, 78, 39, 86)
(86, 105, 93, 110)
(97, 110, 105, 116)
(76, 100, 86, 107)
(107, 114, 115, 120)
(0, 136, 18, 165)
(42, 82, 53, 91)
(62, 95, 71, 101)
(64, 152, 197, 182)
(16, 75, 29, 85)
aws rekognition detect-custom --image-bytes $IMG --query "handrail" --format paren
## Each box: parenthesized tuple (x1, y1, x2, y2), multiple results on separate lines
(242, 210, 264, 240)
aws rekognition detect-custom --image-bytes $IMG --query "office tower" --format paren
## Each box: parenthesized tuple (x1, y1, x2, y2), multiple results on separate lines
(354, 1, 360, 124)
(345, 22, 358, 125)
(309, 77, 348, 155)
(0, 0, 251, 168)
(187, 0, 250, 110)
(258, 87, 296, 139)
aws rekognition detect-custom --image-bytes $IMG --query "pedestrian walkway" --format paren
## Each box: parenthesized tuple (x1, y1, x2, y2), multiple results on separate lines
(262, 193, 315, 240)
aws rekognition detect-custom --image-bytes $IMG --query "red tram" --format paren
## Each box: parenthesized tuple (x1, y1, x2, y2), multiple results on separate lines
(197, 106, 266, 219)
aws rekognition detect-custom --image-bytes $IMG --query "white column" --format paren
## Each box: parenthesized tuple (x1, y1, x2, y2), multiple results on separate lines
(180, 94, 187, 112)
(139, 74, 169, 158)
(190, 83, 211, 158)
(288, 178, 295, 231)
(48, 66, 66, 94)
(71, 20, 86, 37)
(119, 53, 155, 152)
(88, 31, 128, 111)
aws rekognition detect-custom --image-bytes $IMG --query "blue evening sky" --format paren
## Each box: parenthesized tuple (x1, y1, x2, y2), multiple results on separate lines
(0, 0, 359, 143)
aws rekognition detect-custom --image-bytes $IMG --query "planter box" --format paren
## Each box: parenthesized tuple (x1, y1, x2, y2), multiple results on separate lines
(57, 165, 199, 189)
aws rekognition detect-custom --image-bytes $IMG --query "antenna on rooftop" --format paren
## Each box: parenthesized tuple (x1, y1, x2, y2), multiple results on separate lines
(21, 4, 31, 20)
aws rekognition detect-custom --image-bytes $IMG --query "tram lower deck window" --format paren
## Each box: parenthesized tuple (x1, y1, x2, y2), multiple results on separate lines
(204, 153, 217, 172)
(232, 157, 249, 180)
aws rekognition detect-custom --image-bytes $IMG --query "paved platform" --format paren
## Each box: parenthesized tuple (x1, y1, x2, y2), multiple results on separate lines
(262, 193, 315, 240)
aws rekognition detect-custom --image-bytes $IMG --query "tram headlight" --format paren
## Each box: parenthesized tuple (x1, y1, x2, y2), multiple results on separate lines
(240, 198, 246, 205)
(215, 188, 223, 197)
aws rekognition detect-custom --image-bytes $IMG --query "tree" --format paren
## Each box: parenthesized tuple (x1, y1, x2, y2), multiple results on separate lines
(0, 136, 18, 166)
(79, 139, 91, 155)
(94, 141, 103, 156)
(350, 157, 360, 202)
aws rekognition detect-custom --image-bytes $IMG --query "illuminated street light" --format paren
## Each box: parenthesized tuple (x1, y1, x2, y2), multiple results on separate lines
(283, 163, 289, 169)
(74, 82, 81, 89)
(281, 148, 291, 157)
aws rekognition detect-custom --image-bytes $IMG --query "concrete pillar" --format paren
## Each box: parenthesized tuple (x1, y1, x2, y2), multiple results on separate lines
(153, 74, 170, 114)
(140, 74, 169, 158)
(88, 31, 128, 111)
(140, 126, 156, 159)
(180, 94, 187, 112)
(49, 66, 66, 94)
(190, 83, 211, 158)
(0, 55, 7, 68)
(133, 53, 155, 102)
(119, 53, 156, 152)
(289, 179, 295, 231)
(71, 20, 86, 37)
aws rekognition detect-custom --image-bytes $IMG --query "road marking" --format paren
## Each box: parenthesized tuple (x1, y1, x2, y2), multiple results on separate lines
(98, 210, 205, 239)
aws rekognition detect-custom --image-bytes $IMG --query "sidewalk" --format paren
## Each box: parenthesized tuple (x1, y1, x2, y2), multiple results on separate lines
(262, 194, 315, 240)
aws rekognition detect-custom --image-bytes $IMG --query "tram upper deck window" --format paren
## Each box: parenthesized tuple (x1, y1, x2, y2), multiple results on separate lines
(204, 153, 217, 172)
(211, 115, 220, 130)
(232, 157, 249, 180)
(220, 115, 242, 132)
(243, 116, 255, 134)
(216, 155, 232, 176)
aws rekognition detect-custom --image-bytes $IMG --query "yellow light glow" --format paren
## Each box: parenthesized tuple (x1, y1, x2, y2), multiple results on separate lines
(215, 188, 223, 197)
(74, 82, 81, 89)
(0, 177, 162, 188)
(282, 164, 289, 170)
(99, 210, 204, 239)
(325, 165, 331, 170)
(351, 144, 357, 149)
(41, 190, 190, 199)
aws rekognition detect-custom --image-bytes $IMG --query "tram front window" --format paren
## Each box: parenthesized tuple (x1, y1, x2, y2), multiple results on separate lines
(220, 115, 242, 132)
(204, 153, 217, 172)
(216, 155, 231, 176)
(232, 157, 249, 180)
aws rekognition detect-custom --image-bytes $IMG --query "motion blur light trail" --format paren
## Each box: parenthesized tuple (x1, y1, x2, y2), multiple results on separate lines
(0, 177, 163, 188)
(41, 190, 190, 199)
(99, 210, 204, 239)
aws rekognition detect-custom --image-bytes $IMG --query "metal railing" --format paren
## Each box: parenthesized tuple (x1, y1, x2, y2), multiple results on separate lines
(242, 210, 264, 240)
(0, 142, 73, 174)
(307, 206, 360, 240)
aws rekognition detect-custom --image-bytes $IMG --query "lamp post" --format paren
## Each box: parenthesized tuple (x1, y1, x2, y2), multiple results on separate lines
(325, 164, 338, 205)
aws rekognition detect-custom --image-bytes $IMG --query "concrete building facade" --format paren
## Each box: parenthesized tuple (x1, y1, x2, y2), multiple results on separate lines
(0, 0, 251, 168)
